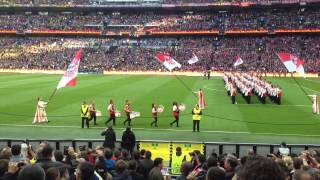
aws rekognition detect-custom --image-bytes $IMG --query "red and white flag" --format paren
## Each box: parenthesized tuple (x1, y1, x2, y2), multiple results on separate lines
(198, 89, 206, 109)
(188, 53, 199, 65)
(155, 52, 181, 71)
(276, 52, 305, 77)
(233, 55, 243, 67)
(57, 49, 83, 89)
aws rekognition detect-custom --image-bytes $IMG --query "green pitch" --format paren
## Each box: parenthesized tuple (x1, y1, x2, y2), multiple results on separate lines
(0, 73, 319, 144)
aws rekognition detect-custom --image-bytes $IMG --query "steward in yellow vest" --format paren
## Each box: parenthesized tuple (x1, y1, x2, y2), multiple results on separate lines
(81, 101, 90, 128)
(192, 104, 202, 132)
(171, 147, 186, 174)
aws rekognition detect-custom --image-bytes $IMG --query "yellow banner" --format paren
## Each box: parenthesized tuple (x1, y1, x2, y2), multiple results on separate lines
(172, 143, 204, 161)
(140, 142, 171, 166)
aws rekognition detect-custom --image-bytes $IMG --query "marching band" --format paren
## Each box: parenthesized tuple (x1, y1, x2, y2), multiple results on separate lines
(223, 72, 282, 105)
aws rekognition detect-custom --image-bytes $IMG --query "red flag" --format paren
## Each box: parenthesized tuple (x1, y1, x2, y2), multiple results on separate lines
(276, 52, 305, 77)
(155, 52, 181, 71)
(57, 49, 83, 89)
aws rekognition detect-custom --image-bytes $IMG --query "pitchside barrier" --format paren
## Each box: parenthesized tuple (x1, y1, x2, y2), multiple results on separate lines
(1, 139, 319, 160)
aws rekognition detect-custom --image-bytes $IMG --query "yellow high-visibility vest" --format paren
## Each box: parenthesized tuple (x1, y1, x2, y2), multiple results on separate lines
(81, 105, 90, 117)
(192, 108, 202, 120)
(171, 154, 185, 174)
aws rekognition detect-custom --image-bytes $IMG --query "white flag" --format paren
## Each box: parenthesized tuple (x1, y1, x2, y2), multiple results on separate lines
(233, 55, 243, 67)
(188, 53, 199, 65)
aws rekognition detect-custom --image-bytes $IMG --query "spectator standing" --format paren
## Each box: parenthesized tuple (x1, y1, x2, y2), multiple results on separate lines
(121, 127, 136, 156)
(76, 162, 95, 180)
(148, 158, 164, 180)
(113, 160, 132, 180)
(128, 160, 145, 180)
(101, 126, 116, 150)
(171, 147, 186, 174)
(140, 151, 154, 175)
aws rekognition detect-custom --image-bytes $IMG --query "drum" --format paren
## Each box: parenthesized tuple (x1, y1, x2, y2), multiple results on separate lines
(115, 111, 121, 117)
(130, 111, 141, 119)
(178, 104, 186, 111)
(96, 110, 102, 117)
(157, 105, 164, 113)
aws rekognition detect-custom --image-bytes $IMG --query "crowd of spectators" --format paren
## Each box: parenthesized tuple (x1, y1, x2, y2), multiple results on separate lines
(0, 36, 319, 73)
(1, 0, 319, 5)
(1, 8, 320, 32)
(0, 134, 320, 180)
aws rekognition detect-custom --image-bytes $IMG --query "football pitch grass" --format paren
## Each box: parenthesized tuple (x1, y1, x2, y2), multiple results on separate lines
(0, 73, 319, 144)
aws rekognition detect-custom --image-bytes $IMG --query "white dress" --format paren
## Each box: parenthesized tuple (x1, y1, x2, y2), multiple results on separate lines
(33, 100, 48, 124)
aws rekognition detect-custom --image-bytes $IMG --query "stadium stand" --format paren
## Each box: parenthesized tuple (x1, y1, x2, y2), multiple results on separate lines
(0, 36, 319, 73)
(1, 8, 320, 31)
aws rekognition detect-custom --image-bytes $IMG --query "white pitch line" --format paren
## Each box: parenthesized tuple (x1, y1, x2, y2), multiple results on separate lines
(0, 124, 320, 137)
(203, 85, 225, 92)
(236, 104, 310, 107)
(294, 84, 320, 94)
(305, 78, 320, 84)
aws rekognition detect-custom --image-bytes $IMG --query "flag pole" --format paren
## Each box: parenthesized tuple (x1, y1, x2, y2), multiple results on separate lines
(274, 51, 312, 103)
(292, 75, 313, 103)
(48, 88, 57, 104)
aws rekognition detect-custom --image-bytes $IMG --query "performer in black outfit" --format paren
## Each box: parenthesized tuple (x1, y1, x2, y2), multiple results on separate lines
(151, 103, 158, 127)
(170, 102, 180, 127)
(123, 100, 132, 126)
(89, 100, 97, 125)
(106, 99, 116, 126)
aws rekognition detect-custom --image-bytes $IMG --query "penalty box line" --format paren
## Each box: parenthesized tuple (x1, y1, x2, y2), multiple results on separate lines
(0, 124, 320, 137)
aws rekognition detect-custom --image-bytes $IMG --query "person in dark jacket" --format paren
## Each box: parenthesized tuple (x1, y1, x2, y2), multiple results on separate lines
(101, 126, 116, 149)
(140, 151, 153, 176)
(121, 127, 136, 156)
(113, 160, 132, 180)
(132, 151, 148, 179)
(128, 160, 145, 180)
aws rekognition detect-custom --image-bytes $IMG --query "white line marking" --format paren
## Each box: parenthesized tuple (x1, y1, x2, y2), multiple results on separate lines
(294, 84, 320, 94)
(236, 104, 310, 107)
(0, 124, 320, 137)
(203, 85, 225, 92)
(305, 78, 320, 84)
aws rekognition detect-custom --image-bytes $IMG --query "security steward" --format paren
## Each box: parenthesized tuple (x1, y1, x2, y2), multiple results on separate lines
(192, 104, 202, 132)
(81, 100, 90, 128)
(171, 147, 186, 174)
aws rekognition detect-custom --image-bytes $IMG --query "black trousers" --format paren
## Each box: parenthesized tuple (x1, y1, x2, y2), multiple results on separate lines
(193, 120, 200, 132)
(231, 96, 236, 104)
(81, 117, 89, 128)
(89, 112, 97, 125)
(245, 96, 251, 104)
(123, 113, 131, 126)
(106, 115, 116, 125)
(151, 117, 158, 127)
(170, 116, 179, 127)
